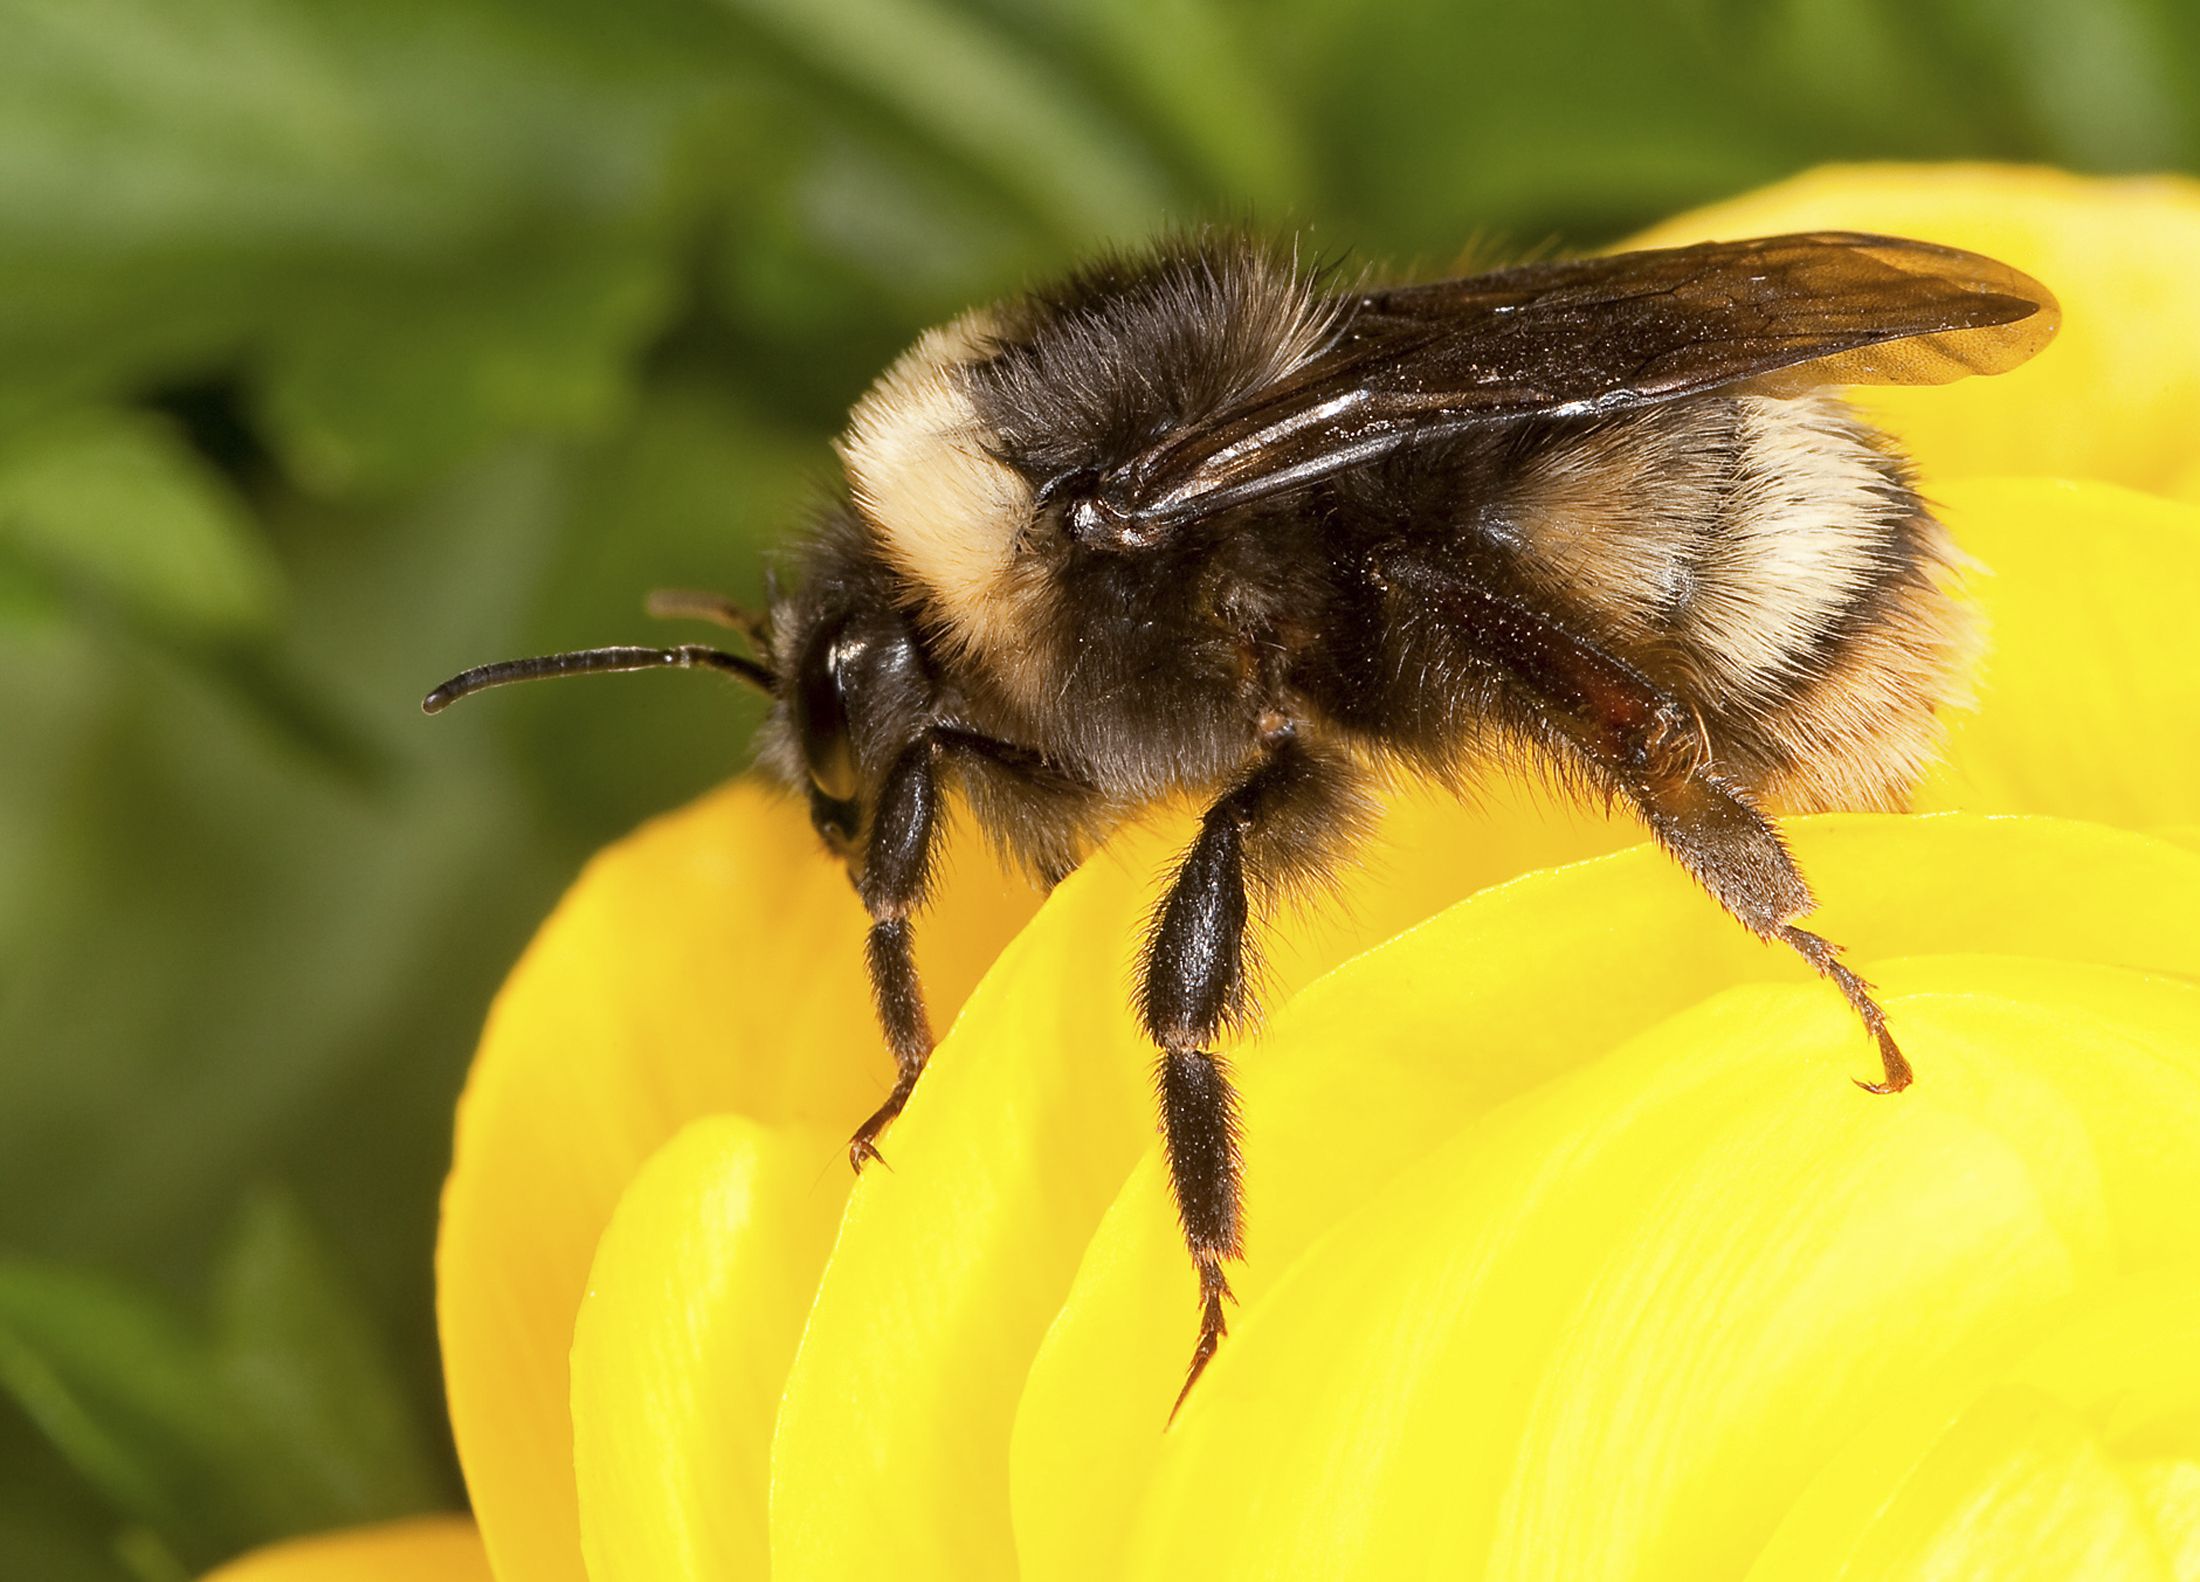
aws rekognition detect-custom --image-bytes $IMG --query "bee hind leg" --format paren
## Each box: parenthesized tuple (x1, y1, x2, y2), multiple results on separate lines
(1769, 923, 1910, 1093)
(1621, 762, 1912, 1092)
(1376, 555, 1910, 1092)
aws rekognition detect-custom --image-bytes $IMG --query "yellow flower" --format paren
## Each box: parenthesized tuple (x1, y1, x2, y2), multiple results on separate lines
(209, 166, 2200, 1582)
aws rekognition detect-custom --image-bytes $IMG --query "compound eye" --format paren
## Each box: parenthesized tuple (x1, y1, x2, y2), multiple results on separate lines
(793, 620, 860, 803)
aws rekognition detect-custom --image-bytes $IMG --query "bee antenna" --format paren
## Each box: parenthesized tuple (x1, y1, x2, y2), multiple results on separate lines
(421, 645, 774, 715)
(644, 588, 771, 650)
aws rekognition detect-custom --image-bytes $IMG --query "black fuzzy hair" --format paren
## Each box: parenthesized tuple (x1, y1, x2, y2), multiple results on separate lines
(969, 231, 1344, 485)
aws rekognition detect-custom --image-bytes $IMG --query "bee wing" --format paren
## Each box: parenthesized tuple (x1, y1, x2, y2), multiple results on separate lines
(1088, 232, 2057, 532)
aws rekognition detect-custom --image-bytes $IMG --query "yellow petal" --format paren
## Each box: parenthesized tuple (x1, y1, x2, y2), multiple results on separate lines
(1921, 478, 2200, 829)
(1630, 164, 2200, 499)
(200, 1518, 487, 1582)
(438, 782, 1033, 1582)
(1789, 1393, 2174, 1582)
(766, 824, 1170, 1579)
(768, 784, 1635, 1578)
(571, 1116, 847, 1582)
(768, 446, 2194, 1573)
(1013, 816, 2200, 1579)
(450, 176, 2199, 1577)
(1119, 961, 2200, 1578)
(1751, 1266, 2200, 1578)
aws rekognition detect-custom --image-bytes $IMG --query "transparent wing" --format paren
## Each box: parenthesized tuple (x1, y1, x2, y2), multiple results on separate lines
(1088, 232, 2057, 531)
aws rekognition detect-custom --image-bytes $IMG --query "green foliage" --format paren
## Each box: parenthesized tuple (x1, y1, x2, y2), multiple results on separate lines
(0, 0, 2192, 1572)
(0, 1196, 440, 1576)
(0, 409, 278, 638)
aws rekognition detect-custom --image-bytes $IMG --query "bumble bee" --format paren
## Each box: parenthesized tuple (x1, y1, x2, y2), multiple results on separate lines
(426, 229, 2057, 1412)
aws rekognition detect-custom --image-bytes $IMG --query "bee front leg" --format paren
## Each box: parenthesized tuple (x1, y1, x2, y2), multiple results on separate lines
(849, 736, 943, 1172)
(1139, 735, 1357, 1418)
(849, 726, 1095, 1172)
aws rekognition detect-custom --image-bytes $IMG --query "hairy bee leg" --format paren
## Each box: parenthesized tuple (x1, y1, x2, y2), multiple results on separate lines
(1378, 556, 1909, 1090)
(1159, 1047, 1241, 1421)
(848, 727, 1100, 1171)
(1776, 924, 1912, 1093)
(849, 737, 943, 1172)
(1629, 768, 1911, 1092)
(1139, 737, 1338, 1418)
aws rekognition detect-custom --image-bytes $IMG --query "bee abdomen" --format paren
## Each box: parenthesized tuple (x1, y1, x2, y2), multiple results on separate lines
(1505, 391, 1977, 811)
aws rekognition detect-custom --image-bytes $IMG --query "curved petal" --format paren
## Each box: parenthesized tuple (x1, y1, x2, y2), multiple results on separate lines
(571, 1116, 848, 1582)
(1112, 959, 2200, 1579)
(440, 175, 2200, 1580)
(1013, 817, 2200, 1578)
(767, 822, 1172, 1581)
(1920, 479, 2200, 829)
(1748, 1266, 2200, 1578)
(200, 1517, 487, 1582)
(768, 472, 2192, 1576)
(767, 789, 1634, 1579)
(1629, 164, 2200, 500)
(438, 782, 1034, 1582)
(1765, 1393, 2173, 1582)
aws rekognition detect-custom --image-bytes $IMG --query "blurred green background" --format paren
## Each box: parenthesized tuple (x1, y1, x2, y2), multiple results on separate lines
(1, 0, 2194, 1575)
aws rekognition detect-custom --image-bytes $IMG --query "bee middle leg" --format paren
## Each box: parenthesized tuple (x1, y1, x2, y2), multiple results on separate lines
(1379, 556, 1910, 1092)
(1138, 734, 1357, 1417)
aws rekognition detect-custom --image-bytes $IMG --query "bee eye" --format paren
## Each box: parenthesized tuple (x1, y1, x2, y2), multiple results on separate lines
(793, 620, 860, 803)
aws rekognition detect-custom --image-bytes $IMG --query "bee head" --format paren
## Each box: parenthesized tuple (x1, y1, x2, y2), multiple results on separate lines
(771, 582, 930, 861)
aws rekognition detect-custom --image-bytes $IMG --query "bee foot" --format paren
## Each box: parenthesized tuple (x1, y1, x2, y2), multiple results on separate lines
(1855, 1029, 1914, 1094)
(847, 1133, 890, 1173)
(1168, 1265, 1234, 1425)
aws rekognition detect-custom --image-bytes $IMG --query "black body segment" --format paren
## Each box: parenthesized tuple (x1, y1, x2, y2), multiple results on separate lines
(1142, 813, 1252, 1050)
(1158, 1045, 1241, 1418)
(858, 737, 941, 920)
(848, 720, 1110, 1168)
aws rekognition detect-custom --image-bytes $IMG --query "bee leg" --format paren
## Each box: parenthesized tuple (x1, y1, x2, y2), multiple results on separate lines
(1622, 760, 1911, 1093)
(1139, 736, 1348, 1418)
(848, 736, 944, 1172)
(1157, 1045, 1240, 1423)
(849, 727, 1101, 1171)
(1379, 557, 1909, 1092)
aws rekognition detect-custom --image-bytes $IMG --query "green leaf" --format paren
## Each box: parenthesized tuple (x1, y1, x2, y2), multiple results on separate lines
(210, 1192, 443, 1529)
(255, 239, 677, 493)
(0, 408, 280, 638)
(0, 1198, 445, 1567)
(0, 1500, 147, 1582)
(999, 0, 1308, 212)
(0, 0, 721, 481)
(0, 1264, 257, 1560)
(712, 0, 1177, 243)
